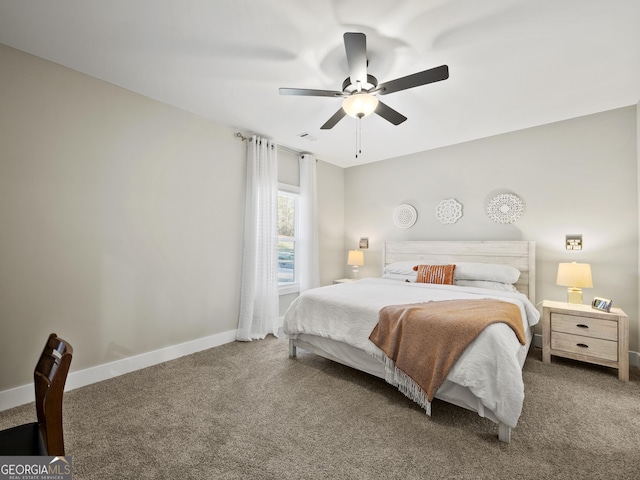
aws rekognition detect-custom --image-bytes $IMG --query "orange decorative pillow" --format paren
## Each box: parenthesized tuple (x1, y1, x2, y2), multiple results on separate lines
(413, 264, 456, 285)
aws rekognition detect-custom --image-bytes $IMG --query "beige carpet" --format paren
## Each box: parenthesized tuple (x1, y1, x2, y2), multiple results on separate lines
(1, 337, 639, 479)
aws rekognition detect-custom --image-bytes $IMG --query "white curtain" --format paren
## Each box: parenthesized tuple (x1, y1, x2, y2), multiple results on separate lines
(237, 136, 279, 341)
(298, 154, 320, 292)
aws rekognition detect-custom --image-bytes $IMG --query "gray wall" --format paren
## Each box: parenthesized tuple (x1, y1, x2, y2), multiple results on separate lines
(0, 44, 345, 392)
(317, 160, 345, 287)
(344, 106, 639, 351)
(0, 43, 246, 389)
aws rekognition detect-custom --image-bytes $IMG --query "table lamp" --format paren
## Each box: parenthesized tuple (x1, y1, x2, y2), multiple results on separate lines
(347, 250, 364, 279)
(556, 262, 593, 304)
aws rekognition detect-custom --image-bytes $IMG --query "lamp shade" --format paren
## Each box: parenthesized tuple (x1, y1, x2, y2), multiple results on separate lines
(556, 262, 593, 288)
(347, 250, 364, 266)
(342, 93, 379, 118)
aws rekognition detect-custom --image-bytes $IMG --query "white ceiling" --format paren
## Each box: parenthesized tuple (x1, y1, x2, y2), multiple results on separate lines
(1, 0, 639, 168)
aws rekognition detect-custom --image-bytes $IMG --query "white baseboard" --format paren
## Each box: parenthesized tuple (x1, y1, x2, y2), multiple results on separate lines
(532, 333, 640, 367)
(0, 329, 237, 412)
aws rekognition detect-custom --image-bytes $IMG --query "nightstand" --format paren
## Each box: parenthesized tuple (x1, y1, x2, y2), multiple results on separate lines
(542, 300, 629, 381)
(333, 278, 356, 284)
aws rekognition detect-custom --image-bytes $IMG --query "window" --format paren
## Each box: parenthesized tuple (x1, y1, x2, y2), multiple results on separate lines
(278, 186, 299, 294)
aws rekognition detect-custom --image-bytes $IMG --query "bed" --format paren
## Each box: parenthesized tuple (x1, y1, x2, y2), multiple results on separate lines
(283, 240, 539, 443)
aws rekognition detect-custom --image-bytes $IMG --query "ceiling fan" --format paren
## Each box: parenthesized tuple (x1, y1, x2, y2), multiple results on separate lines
(279, 32, 449, 130)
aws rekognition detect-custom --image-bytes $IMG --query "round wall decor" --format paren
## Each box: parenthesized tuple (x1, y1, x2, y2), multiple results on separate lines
(486, 193, 524, 224)
(436, 198, 463, 224)
(393, 204, 418, 228)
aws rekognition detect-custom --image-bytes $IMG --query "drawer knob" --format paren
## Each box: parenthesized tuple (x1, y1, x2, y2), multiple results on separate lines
(576, 324, 589, 329)
(576, 343, 589, 348)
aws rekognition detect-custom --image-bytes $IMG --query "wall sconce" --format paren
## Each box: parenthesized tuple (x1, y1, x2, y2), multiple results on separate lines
(556, 262, 593, 304)
(566, 235, 582, 250)
(347, 250, 365, 279)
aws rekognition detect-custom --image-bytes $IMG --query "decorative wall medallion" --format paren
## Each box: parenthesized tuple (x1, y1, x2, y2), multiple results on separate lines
(435, 198, 463, 224)
(486, 193, 525, 224)
(393, 204, 418, 228)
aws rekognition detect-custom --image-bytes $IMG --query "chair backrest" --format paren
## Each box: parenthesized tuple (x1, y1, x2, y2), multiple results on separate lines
(34, 333, 73, 456)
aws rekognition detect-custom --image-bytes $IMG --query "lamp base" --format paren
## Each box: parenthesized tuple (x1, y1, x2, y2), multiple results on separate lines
(351, 266, 359, 279)
(567, 287, 583, 304)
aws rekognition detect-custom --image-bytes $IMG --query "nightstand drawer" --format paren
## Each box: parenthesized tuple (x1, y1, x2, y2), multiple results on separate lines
(550, 313, 617, 341)
(551, 332, 618, 361)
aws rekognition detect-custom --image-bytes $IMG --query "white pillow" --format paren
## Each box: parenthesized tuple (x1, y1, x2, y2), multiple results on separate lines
(454, 262, 521, 284)
(454, 280, 518, 292)
(383, 261, 421, 275)
(384, 260, 521, 284)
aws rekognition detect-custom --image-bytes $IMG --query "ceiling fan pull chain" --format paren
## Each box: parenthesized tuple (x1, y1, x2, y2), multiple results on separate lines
(355, 116, 362, 159)
(356, 118, 360, 158)
(359, 117, 363, 157)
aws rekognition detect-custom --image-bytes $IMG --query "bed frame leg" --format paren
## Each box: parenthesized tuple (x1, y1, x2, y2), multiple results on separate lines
(498, 423, 511, 443)
(289, 339, 297, 358)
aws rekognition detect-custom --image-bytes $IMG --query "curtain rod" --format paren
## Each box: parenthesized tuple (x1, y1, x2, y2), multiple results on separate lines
(234, 132, 313, 158)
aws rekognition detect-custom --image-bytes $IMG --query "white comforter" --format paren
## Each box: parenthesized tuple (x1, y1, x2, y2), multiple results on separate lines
(283, 278, 540, 428)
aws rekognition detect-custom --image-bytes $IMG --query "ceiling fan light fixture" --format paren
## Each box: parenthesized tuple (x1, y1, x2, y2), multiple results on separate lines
(342, 93, 379, 118)
(279, 32, 448, 132)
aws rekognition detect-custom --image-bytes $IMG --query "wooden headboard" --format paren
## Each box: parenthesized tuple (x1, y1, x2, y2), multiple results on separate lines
(383, 241, 536, 304)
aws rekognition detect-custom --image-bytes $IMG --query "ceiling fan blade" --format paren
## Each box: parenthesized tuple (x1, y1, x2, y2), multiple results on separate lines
(376, 65, 449, 95)
(320, 108, 347, 130)
(344, 32, 368, 87)
(279, 87, 345, 97)
(375, 101, 407, 125)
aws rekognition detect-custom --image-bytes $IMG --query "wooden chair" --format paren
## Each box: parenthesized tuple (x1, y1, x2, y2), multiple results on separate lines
(0, 333, 73, 456)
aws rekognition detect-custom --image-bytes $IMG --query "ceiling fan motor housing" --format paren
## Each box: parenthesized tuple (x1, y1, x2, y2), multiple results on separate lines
(342, 74, 378, 94)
